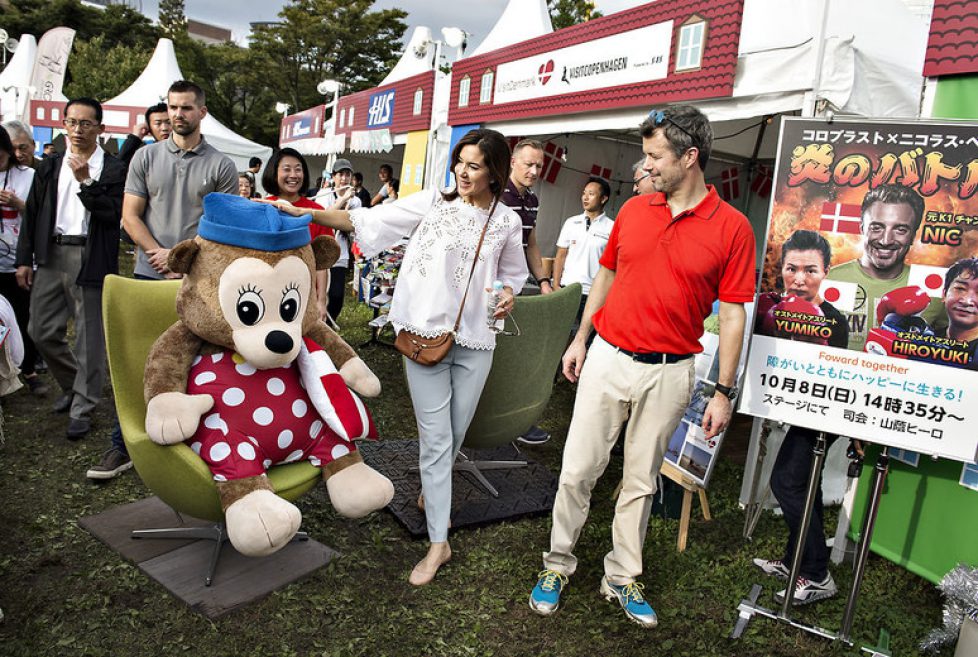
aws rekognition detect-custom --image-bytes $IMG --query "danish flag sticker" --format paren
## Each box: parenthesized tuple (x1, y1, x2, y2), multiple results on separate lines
(819, 202, 862, 234)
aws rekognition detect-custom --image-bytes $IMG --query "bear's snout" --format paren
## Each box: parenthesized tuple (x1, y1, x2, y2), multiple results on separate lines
(265, 330, 294, 354)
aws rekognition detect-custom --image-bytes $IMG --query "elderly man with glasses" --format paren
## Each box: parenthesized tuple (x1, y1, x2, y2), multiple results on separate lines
(631, 159, 655, 196)
(2, 120, 39, 169)
(14, 98, 126, 441)
(528, 104, 756, 627)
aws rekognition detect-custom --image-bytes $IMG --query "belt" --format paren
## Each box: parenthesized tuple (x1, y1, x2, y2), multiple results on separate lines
(609, 342, 692, 364)
(52, 234, 86, 246)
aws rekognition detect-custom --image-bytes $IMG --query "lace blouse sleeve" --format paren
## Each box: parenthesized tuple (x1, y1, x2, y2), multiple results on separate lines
(348, 188, 438, 258)
(496, 209, 530, 295)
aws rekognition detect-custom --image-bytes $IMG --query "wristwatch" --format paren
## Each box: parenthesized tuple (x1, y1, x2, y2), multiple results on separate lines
(714, 383, 738, 401)
(538, 277, 552, 287)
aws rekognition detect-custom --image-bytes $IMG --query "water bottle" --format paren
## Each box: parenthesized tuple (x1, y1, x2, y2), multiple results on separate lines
(488, 280, 504, 332)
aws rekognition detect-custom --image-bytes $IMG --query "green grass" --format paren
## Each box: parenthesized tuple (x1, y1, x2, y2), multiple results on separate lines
(0, 299, 944, 656)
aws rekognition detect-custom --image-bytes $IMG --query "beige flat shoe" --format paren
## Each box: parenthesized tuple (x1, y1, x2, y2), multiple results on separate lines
(408, 545, 452, 586)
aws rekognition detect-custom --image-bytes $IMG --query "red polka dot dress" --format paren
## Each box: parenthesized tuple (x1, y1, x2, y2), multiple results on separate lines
(185, 339, 377, 482)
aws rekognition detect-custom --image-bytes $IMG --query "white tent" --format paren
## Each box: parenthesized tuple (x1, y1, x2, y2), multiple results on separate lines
(469, 0, 553, 57)
(425, 0, 555, 189)
(378, 26, 437, 87)
(0, 34, 38, 124)
(105, 38, 271, 170)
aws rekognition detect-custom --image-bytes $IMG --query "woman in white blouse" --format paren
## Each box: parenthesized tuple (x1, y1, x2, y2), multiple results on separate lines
(272, 129, 528, 585)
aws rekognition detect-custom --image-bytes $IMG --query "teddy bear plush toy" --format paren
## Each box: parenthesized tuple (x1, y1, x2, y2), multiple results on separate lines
(143, 193, 394, 557)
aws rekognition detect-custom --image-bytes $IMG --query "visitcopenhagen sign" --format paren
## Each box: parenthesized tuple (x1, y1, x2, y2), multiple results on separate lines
(741, 117, 978, 462)
(492, 21, 672, 105)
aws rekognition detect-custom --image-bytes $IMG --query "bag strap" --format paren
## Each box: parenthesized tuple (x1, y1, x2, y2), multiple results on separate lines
(452, 195, 499, 333)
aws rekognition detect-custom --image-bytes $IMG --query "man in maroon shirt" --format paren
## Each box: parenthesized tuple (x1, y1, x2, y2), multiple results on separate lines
(529, 105, 757, 627)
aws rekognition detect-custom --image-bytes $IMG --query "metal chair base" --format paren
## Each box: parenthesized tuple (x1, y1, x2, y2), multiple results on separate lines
(132, 523, 308, 587)
(453, 450, 527, 497)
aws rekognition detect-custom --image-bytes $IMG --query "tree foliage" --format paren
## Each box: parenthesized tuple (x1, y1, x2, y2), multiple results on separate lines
(62, 36, 152, 102)
(249, 0, 408, 115)
(2, 0, 159, 49)
(157, 0, 188, 39)
(547, 0, 602, 30)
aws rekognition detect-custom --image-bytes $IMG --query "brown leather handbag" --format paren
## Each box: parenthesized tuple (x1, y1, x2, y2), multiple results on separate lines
(394, 199, 496, 366)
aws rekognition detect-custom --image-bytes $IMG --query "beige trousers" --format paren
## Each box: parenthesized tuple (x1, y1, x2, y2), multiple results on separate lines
(543, 336, 694, 585)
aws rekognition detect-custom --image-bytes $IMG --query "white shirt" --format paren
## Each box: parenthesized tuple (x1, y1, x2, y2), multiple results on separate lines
(0, 165, 35, 272)
(350, 188, 528, 350)
(556, 211, 614, 294)
(55, 145, 105, 237)
(314, 189, 362, 268)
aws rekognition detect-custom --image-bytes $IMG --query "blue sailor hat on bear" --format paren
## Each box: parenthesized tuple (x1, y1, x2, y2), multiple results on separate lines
(198, 192, 311, 251)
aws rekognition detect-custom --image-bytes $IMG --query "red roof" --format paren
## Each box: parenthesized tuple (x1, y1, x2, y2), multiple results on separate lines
(335, 70, 435, 136)
(924, 0, 978, 77)
(448, 0, 743, 125)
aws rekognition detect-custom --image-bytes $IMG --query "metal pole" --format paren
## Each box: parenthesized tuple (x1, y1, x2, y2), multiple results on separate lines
(839, 447, 890, 641)
(780, 431, 827, 617)
(743, 419, 772, 540)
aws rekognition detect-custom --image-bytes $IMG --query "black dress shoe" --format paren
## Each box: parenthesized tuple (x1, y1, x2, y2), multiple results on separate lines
(53, 393, 73, 414)
(66, 417, 91, 441)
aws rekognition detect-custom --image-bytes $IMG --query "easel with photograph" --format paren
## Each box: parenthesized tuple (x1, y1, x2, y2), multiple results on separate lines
(611, 460, 712, 553)
(660, 460, 712, 552)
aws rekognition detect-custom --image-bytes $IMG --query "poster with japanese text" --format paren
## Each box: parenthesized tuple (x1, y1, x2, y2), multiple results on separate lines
(740, 117, 978, 463)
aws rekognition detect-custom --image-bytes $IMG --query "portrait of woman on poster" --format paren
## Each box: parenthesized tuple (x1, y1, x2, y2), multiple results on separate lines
(755, 229, 848, 348)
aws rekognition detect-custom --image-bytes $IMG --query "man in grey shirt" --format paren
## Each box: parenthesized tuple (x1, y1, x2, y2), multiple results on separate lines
(122, 80, 236, 279)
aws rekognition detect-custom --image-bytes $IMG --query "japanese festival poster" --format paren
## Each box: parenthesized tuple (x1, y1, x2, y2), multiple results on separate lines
(740, 117, 978, 463)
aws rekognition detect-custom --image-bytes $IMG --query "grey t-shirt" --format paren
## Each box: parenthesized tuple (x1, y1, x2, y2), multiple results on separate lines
(125, 136, 237, 278)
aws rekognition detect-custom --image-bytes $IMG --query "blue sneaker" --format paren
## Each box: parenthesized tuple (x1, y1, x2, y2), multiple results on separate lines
(600, 577, 658, 628)
(529, 569, 568, 616)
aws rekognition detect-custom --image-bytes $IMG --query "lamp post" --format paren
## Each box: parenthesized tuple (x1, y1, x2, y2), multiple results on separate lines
(275, 102, 290, 148)
(317, 79, 342, 168)
(424, 27, 468, 191)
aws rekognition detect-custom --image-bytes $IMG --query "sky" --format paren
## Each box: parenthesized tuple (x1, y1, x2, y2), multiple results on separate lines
(136, 0, 644, 49)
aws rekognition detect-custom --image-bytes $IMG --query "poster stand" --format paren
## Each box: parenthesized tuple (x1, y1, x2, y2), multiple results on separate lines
(731, 433, 893, 654)
(741, 419, 774, 541)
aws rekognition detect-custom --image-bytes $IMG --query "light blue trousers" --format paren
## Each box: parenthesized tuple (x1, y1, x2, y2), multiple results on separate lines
(403, 343, 494, 542)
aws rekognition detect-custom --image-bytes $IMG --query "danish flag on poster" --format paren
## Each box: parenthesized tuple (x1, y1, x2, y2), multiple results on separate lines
(819, 202, 862, 234)
(818, 279, 858, 312)
(907, 264, 949, 298)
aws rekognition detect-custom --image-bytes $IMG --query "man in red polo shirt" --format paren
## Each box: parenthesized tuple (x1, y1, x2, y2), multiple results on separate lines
(528, 105, 756, 627)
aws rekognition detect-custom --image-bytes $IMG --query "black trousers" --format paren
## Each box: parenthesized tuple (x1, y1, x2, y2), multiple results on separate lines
(327, 266, 347, 322)
(770, 425, 838, 581)
(0, 271, 39, 376)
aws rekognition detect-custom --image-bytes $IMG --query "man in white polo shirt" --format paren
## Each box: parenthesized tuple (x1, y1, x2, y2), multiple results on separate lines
(553, 176, 614, 320)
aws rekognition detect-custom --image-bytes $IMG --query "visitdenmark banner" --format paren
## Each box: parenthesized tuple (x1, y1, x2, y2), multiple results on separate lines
(740, 116, 978, 462)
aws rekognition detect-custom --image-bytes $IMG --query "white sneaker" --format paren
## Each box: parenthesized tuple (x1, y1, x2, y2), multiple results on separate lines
(752, 557, 790, 580)
(774, 573, 838, 606)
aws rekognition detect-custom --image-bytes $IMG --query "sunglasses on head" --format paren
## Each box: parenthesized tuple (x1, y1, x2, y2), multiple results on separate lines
(648, 109, 695, 144)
